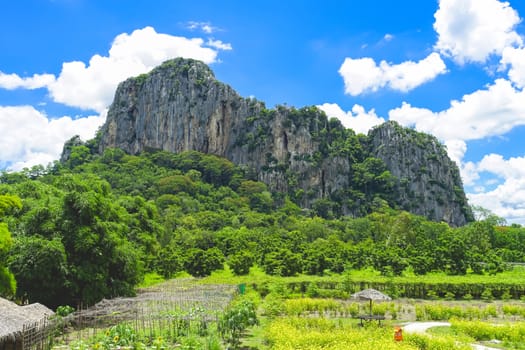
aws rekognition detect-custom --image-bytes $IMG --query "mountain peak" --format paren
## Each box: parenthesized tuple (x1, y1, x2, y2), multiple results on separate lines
(92, 59, 472, 226)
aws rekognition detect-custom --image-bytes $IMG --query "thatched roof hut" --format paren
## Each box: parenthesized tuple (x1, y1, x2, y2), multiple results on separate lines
(0, 297, 54, 350)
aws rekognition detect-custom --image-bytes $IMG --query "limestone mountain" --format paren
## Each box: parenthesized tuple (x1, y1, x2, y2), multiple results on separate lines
(83, 58, 472, 226)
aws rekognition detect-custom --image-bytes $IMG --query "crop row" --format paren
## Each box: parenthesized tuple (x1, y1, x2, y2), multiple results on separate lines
(264, 297, 525, 322)
(451, 319, 525, 344)
(253, 279, 525, 301)
(265, 317, 472, 350)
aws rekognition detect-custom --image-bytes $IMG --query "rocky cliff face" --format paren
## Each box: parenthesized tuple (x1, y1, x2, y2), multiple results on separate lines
(368, 121, 472, 226)
(95, 58, 472, 226)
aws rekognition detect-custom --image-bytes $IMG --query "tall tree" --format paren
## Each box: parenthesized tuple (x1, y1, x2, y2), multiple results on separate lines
(0, 195, 21, 297)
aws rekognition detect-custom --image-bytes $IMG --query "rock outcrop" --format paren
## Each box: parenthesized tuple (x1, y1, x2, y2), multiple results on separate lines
(368, 121, 472, 226)
(93, 58, 472, 226)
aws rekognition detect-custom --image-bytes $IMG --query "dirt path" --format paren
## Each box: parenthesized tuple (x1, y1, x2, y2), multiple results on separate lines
(402, 321, 450, 333)
(402, 322, 501, 350)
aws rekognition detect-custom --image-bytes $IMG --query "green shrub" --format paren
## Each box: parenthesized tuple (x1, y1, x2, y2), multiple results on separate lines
(219, 299, 258, 348)
(462, 293, 473, 301)
(56, 305, 75, 317)
(481, 288, 494, 302)
(444, 291, 455, 300)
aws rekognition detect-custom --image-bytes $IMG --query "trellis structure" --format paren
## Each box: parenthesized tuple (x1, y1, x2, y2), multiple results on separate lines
(61, 279, 237, 344)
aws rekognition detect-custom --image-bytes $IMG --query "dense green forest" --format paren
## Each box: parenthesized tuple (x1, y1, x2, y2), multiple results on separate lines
(0, 147, 522, 308)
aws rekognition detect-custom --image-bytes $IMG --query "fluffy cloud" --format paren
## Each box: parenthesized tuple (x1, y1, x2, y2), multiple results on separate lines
(0, 106, 105, 171)
(444, 139, 467, 165)
(434, 0, 522, 64)
(469, 181, 525, 224)
(460, 160, 480, 186)
(0, 72, 55, 90)
(47, 26, 230, 112)
(389, 79, 525, 142)
(467, 154, 525, 224)
(0, 27, 231, 113)
(206, 39, 233, 51)
(501, 47, 525, 88)
(478, 153, 525, 180)
(318, 103, 385, 134)
(339, 53, 447, 96)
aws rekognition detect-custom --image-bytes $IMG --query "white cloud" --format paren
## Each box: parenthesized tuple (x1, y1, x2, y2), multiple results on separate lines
(206, 39, 232, 51)
(339, 52, 447, 95)
(383, 34, 394, 42)
(434, 0, 522, 64)
(444, 139, 467, 165)
(501, 47, 525, 88)
(389, 79, 525, 142)
(45, 26, 230, 112)
(186, 21, 218, 34)
(0, 72, 55, 90)
(0, 105, 106, 171)
(478, 153, 525, 179)
(318, 103, 385, 134)
(339, 57, 382, 95)
(460, 161, 480, 186)
(467, 153, 525, 224)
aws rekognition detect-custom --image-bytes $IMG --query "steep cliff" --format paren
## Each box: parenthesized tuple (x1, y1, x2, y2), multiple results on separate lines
(368, 121, 473, 226)
(94, 58, 472, 226)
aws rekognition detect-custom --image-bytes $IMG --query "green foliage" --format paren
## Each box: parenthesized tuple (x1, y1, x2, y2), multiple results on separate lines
(184, 248, 225, 277)
(98, 323, 139, 349)
(2, 146, 525, 309)
(0, 194, 20, 298)
(238, 180, 273, 212)
(8, 236, 68, 306)
(0, 194, 22, 216)
(451, 319, 525, 344)
(263, 248, 302, 277)
(219, 298, 258, 348)
(56, 305, 75, 317)
(228, 250, 255, 276)
(0, 265, 16, 298)
(481, 288, 494, 302)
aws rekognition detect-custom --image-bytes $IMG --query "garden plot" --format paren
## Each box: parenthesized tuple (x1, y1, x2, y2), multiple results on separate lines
(56, 278, 237, 348)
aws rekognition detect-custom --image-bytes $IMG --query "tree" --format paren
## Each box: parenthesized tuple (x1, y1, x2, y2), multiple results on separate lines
(184, 247, 224, 277)
(471, 205, 506, 225)
(154, 245, 183, 278)
(0, 223, 16, 297)
(0, 194, 21, 298)
(57, 175, 143, 305)
(263, 248, 302, 276)
(311, 198, 336, 219)
(228, 250, 254, 276)
(238, 180, 274, 212)
(8, 236, 68, 308)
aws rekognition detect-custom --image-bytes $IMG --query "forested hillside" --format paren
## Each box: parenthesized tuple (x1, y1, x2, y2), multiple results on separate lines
(0, 148, 521, 308)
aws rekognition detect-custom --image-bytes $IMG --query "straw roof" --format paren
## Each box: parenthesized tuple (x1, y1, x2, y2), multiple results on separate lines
(0, 297, 18, 309)
(0, 298, 54, 343)
(350, 288, 392, 301)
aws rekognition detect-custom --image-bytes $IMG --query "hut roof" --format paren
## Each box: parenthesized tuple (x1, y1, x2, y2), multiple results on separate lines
(350, 288, 392, 301)
(0, 298, 54, 343)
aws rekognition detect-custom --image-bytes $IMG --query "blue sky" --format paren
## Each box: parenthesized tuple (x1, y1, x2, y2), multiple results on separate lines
(1, 0, 525, 224)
